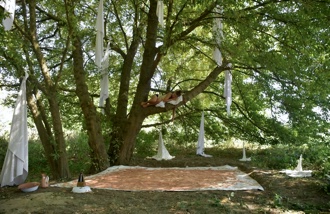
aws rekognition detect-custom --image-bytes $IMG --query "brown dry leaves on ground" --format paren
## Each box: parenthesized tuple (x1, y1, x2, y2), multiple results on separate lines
(1, 149, 330, 214)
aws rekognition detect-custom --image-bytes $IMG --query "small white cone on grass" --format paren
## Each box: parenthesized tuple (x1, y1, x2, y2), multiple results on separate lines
(239, 142, 251, 161)
(280, 154, 312, 178)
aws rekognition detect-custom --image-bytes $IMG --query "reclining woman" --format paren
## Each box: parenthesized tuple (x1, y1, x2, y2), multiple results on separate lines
(141, 90, 182, 108)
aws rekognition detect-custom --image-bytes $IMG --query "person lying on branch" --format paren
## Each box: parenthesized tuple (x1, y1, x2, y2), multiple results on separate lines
(141, 90, 183, 122)
(141, 90, 182, 108)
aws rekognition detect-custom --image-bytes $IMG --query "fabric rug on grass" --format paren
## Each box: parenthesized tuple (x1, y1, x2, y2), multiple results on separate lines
(53, 165, 264, 191)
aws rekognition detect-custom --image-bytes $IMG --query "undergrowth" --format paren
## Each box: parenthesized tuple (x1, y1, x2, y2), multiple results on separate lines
(0, 133, 329, 190)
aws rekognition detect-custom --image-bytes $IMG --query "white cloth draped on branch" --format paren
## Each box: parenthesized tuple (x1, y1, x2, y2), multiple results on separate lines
(95, 0, 110, 108)
(0, 72, 29, 187)
(155, 95, 183, 108)
(0, 0, 16, 31)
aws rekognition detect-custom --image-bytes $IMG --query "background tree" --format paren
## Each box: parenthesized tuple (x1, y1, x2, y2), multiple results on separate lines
(0, 0, 329, 177)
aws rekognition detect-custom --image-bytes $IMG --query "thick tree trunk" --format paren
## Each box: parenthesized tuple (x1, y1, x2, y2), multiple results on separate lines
(62, 0, 109, 173)
(26, 0, 70, 179)
(108, 2, 143, 165)
(109, 0, 225, 165)
(26, 87, 61, 179)
(71, 37, 110, 173)
(114, 64, 230, 165)
(109, 0, 159, 165)
(110, 0, 213, 164)
(48, 93, 71, 178)
(117, 109, 145, 164)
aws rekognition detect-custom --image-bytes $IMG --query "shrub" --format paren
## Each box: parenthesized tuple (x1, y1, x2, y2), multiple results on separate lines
(0, 136, 8, 171)
(66, 132, 92, 176)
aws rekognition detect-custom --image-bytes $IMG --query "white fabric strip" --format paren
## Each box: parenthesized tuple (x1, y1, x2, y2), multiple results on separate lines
(156, 0, 164, 27)
(224, 70, 232, 116)
(0, 72, 29, 186)
(1, 0, 16, 31)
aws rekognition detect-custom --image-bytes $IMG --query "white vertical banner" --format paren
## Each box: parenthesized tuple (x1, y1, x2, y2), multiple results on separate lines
(156, 0, 164, 27)
(95, 0, 109, 109)
(95, 0, 104, 68)
(1, 0, 16, 31)
(99, 44, 110, 108)
(0, 71, 29, 186)
(224, 70, 232, 116)
(213, 6, 223, 66)
(196, 111, 205, 155)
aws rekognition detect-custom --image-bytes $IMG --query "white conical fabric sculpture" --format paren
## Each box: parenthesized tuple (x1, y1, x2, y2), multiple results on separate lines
(0, 0, 16, 31)
(239, 142, 251, 161)
(294, 154, 303, 172)
(280, 154, 312, 177)
(152, 131, 174, 160)
(196, 112, 212, 157)
(0, 72, 29, 187)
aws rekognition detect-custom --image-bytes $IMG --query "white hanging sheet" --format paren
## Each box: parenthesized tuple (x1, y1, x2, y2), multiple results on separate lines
(0, 72, 29, 187)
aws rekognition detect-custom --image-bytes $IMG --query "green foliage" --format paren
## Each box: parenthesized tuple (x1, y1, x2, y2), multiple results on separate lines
(253, 145, 300, 170)
(25, 133, 92, 181)
(0, 133, 92, 181)
(209, 197, 225, 208)
(135, 125, 201, 158)
(27, 140, 50, 182)
(273, 193, 283, 208)
(0, 136, 8, 169)
(0, 137, 50, 182)
(252, 142, 330, 177)
(304, 142, 330, 176)
(65, 132, 92, 176)
(135, 130, 158, 157)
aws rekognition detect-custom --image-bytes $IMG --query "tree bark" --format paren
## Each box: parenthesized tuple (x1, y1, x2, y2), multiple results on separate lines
(26, 0, 70, 179)
(64, 0, 109, 172)
(109, 0, 226, 165)
(109, 0, 159, 165)
(71, 37, 110, 172)
(26, 86, 61, 179)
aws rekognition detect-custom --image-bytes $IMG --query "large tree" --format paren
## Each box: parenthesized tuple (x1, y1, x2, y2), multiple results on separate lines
(0, 0, 329, 176)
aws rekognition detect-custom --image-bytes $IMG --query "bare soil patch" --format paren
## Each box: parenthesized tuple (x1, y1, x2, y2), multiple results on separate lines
(1, 150, 330, 213)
